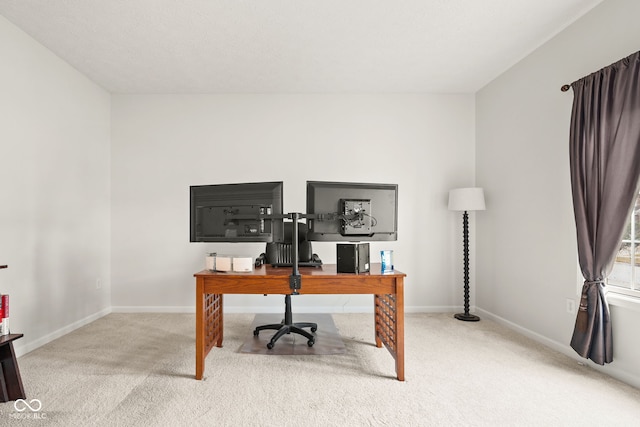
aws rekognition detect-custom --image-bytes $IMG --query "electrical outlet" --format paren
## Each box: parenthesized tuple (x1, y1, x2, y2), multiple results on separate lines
(96, 278, 102, 290)
(566, 298, 575, 314)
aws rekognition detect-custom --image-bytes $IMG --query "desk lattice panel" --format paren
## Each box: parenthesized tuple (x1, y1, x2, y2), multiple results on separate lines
(375, 294, 396, 354)
(204, 293, 222, 353)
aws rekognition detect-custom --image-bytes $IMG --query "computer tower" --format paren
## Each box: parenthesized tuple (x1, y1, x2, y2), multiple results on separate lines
(336, 243, 370, 273)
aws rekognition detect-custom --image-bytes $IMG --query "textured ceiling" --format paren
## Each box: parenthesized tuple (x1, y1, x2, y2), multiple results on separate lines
(0, 0, 603, 93)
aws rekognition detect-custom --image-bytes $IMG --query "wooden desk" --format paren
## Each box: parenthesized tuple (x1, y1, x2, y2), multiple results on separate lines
(194, 263, 406, 381)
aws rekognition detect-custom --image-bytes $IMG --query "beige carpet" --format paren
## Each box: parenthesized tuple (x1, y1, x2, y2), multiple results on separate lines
(1, 313, 640, 426)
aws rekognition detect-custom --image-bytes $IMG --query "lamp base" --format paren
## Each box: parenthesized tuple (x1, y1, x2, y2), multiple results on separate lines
(454, 313, 480, 322)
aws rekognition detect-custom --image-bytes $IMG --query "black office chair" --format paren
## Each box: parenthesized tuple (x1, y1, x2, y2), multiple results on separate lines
(253, 221, 322, 349)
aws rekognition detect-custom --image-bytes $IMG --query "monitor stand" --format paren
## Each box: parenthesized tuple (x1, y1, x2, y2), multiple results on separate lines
(288, 212, 302, 294)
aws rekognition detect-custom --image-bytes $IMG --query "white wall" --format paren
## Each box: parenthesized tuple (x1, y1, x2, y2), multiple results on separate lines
(110, 94, 476, 313)
(0, 16, 111, 356)
(476, 0, 640, 387)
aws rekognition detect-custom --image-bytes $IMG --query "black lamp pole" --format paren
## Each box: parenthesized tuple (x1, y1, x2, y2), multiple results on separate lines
(454, 210, 480, 322)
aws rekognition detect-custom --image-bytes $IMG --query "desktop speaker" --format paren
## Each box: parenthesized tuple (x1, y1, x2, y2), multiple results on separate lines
(336, 243, 370, 273)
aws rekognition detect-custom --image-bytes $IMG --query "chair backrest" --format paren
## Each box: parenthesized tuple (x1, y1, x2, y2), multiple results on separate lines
(265, 222, 313, 264)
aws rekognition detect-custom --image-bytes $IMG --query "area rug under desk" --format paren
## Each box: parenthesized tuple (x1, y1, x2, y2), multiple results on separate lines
(240, 313, 346, 355)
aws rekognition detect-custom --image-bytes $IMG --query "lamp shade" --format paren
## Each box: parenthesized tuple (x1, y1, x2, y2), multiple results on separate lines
(448, 187, 486, 211)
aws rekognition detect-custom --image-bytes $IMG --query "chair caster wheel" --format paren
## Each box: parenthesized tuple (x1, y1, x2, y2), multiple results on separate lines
(307, 339, 314, 347)
(267, 342, 274, 350)
(253, 330, 259, 336)
(311, 326, 317, 332)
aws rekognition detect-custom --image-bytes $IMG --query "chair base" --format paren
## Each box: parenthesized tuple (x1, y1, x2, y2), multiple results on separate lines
(253, 295, 318, 349)
(253, 322, 317, 349)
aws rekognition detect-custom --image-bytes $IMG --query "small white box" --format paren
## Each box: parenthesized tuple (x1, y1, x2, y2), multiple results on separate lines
(232, 257, 254, 272)
(206, 253, 233, 272)
(215, 256, 233, 272)
(205, 254, 215, 270)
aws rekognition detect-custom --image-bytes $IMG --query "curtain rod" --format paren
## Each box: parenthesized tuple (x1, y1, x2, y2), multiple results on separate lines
(561, 50, 640, 92)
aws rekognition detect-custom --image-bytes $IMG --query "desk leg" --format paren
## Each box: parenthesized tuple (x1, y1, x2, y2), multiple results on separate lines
(196, 279, 224, 380)
(217, 294, 224, 347)
(374, 277, 405, 382)
(395, 277, 405, 382)
(195, 277, 205, 380)
(374, 295, 383, 349)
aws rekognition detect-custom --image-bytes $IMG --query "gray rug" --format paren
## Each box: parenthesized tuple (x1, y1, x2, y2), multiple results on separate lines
(240, 313, 346, 355)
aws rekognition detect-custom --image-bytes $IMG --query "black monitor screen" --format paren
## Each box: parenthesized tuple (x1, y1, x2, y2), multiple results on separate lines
(190, 181, 284, 243)
(306, 181, 398, 241)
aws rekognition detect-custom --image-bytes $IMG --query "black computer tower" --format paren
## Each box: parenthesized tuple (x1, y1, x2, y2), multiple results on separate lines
(336, 243, 370, 273)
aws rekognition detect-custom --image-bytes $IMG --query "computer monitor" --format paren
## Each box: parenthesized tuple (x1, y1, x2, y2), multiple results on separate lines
(190, 181, 284, 243)
(306, 181, 398, 241)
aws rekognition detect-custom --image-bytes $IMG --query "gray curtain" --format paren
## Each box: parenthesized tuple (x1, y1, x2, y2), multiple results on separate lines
(569, 50, 640, 365)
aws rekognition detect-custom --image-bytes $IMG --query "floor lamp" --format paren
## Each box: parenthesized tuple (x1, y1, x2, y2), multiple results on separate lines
(448, 187, 485, 322)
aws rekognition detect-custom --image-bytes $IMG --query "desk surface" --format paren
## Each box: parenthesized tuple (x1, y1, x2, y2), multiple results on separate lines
(194, 263, 405, 278)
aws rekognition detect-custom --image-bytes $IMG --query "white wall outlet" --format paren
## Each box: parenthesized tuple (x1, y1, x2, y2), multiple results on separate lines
(566, 298, 576, 314)
(96, 278, 102, 290)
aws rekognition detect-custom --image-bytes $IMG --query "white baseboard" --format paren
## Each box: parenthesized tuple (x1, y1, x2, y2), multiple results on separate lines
(15, 307, 112, 358)
(476, 307, 640, 390)
(476, 307, 577, 357)
(111, 306, 196, 313)
(410, 305, 459, 313)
